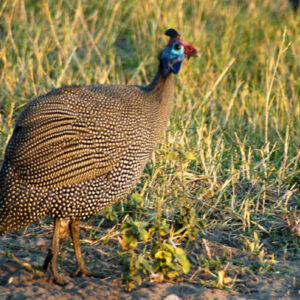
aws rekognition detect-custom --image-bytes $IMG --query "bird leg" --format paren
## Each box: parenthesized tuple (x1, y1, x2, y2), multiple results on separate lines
(69, 219, 91, 277)
(43, 218, 66, 285)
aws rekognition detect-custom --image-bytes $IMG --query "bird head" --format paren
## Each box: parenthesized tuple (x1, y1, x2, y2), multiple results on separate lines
(161, 28, 198, 77)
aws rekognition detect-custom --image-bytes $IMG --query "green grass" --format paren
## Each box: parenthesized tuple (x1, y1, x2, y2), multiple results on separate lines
(0, 0, 299, 290)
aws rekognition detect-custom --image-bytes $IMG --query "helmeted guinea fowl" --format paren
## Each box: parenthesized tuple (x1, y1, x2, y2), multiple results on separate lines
(0, 28, 197, 284)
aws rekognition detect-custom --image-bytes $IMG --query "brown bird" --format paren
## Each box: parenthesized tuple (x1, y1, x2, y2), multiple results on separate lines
(0, 28, 197, 284)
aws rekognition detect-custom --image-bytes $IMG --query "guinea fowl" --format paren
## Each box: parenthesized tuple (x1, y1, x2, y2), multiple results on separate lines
(0, 28, 198, 284)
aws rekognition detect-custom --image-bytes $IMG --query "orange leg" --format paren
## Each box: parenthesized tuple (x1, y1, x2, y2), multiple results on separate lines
(43, 218, 65, 285)
(69, 220, 91, 277)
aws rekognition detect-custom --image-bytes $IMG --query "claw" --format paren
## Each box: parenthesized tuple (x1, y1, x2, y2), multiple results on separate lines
(72, 266, 92, 277)
(53, 273, 67, 285)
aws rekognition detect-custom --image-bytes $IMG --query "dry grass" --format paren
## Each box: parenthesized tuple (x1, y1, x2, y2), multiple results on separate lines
(0, 0, 299, 291)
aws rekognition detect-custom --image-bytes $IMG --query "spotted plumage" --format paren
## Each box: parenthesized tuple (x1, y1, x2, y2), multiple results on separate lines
(0, 28, 197, 284)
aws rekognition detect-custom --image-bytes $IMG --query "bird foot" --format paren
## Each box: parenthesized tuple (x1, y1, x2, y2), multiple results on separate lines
(72, 266, 92, 277)
(53, 273, 67, 286)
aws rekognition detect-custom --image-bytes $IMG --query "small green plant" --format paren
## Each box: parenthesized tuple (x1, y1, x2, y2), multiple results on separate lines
(118, 202, 191, 289)
(152, 241, 190, 279)
(242, 231, 264, 255)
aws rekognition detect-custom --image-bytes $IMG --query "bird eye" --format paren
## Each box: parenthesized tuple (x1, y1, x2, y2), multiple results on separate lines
(173, 43, 182, 50)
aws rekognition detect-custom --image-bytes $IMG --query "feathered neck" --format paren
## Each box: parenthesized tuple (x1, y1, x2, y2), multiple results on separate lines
(143, 61, 174, 101)
(140, 60, 175, 140)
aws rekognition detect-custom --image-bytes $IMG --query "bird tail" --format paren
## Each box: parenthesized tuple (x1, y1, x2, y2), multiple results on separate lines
(0, 164, 49, 236)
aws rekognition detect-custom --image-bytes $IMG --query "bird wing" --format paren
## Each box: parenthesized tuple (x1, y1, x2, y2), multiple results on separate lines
(5, 86, 138, 188)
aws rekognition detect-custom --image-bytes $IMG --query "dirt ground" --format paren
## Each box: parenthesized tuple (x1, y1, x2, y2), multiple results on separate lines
(0, 220, 299, 300)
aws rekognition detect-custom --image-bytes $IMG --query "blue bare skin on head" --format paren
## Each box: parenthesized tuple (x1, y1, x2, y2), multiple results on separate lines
(161, 41, 185, 76)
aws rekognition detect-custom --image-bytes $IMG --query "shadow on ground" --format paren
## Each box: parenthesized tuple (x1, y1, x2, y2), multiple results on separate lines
(0, 220, 299, 300)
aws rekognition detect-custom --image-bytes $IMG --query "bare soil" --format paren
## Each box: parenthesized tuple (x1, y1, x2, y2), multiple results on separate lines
(0, 218, 299, 300)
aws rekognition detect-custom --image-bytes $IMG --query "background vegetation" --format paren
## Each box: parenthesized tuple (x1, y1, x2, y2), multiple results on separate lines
(0, 0, 299, 292)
